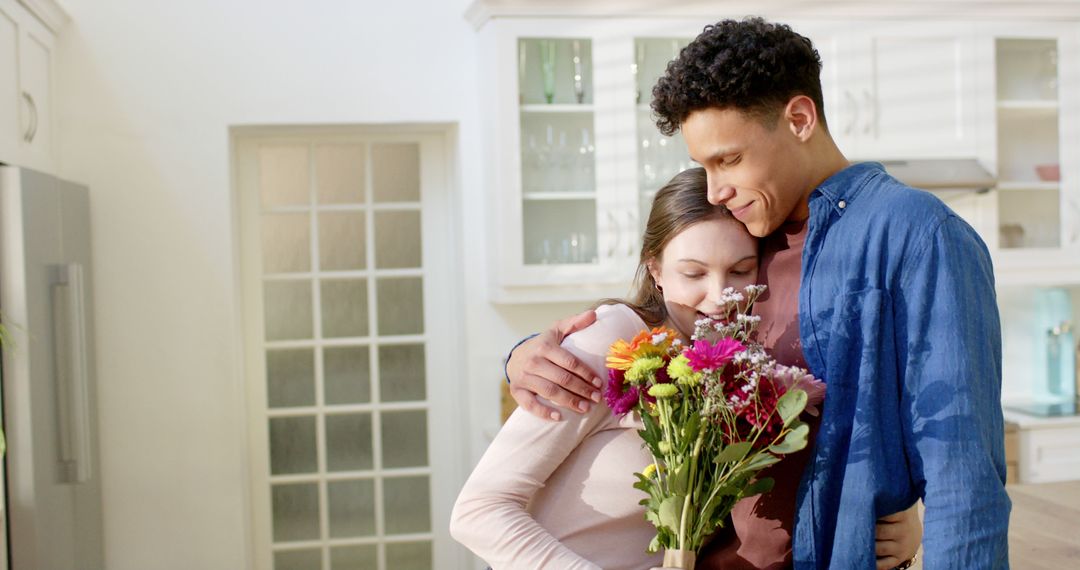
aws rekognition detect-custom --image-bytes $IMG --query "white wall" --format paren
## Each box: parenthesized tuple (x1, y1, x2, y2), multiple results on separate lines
(53, 1, 583, 568)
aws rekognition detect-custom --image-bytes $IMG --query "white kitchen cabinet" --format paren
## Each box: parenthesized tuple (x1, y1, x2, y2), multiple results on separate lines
(0, 0, 20, 163)
(981, 22, 1080, 286)
(473, 6, 1080, 301)
(1004, 411, 1080, 483)
(812, 21, 980, 161)
(0, 0, 59, 173)
(479, 20, 646, 302)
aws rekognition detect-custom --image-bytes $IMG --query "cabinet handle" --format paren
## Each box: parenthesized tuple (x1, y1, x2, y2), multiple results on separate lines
(22, 91, 38, 144)
(862, 89, 874, 136)
(843, 90, 858, 136)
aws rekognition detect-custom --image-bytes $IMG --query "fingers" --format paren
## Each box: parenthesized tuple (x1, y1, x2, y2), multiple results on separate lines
(526, 331, 602, 401)
(505, 313, 602, 421)
(556, 309, 598, 339)
(874, 519, 902, 542)
(527, 359, 597, 410)
(509, 387, 563, 421)
(547, 343, 604, 390)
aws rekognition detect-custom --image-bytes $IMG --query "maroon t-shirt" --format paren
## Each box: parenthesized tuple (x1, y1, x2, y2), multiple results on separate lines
(697, 218, 820, 570)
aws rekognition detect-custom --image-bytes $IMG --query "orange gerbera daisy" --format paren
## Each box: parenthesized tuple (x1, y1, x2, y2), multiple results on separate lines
(606, 327, 678, 370)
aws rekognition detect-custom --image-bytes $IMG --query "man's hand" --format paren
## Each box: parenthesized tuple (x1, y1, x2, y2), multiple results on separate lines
(875, 502, 922, 570)
(506, 310, 604, 421)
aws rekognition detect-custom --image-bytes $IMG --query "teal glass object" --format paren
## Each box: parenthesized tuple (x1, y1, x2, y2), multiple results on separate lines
(1034, 288, 1075, 402)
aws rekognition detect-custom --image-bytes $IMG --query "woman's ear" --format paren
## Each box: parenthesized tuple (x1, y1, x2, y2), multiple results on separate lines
(647, 259, 663, 290)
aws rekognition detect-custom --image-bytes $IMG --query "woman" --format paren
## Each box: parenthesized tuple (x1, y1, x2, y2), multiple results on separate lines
(450, 168, 920, 569)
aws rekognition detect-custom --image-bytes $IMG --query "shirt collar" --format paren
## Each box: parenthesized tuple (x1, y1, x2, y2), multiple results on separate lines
(810, 161, 885, 216)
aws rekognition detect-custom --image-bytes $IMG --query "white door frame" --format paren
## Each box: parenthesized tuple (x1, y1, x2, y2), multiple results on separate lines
(231, 123, 469, 570)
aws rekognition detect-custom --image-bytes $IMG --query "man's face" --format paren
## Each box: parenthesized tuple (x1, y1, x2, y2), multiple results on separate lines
(681, 107, 810, 237)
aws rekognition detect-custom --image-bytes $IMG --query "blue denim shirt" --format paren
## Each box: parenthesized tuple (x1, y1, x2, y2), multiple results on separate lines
(794, 162, 1011, 568)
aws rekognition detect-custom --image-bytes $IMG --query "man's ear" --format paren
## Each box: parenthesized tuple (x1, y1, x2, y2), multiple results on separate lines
(784, 95, 818, 142)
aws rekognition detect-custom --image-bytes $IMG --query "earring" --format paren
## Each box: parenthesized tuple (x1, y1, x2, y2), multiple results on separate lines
(655, 283, 663, 293)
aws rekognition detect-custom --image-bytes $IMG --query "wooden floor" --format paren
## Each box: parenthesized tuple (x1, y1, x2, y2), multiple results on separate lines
(1005, 481, 1080, 568)
(904, 481, 1080, 569)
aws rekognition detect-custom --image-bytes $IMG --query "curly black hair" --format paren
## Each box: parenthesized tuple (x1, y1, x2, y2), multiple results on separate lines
(651, 17, 826, 136)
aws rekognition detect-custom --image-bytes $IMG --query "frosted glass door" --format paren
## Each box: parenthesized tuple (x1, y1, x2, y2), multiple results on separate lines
(238, 130, 461, 570)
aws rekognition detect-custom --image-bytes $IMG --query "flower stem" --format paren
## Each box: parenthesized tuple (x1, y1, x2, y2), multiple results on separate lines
(678, 424, 706, 550)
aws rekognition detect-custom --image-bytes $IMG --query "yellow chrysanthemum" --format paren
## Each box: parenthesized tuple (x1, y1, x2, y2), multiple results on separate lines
(626, 356, 664, 385)
(667, 354, 702, 386)
(642, 463, 658, 479)
(648, 384, 679, 398)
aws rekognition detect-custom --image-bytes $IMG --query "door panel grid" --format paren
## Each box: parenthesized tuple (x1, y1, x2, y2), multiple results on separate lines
(238, 130, 458, 570)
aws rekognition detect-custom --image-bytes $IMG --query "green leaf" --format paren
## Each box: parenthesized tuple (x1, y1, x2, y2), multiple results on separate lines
(648, 534, 662, 553)
(669, 461, 690, 495)
(682, 412, 701, 444)
(715, 441, 753, 464)
(769, 421, 810, 454)
(657, 496, 683, 533)
(776, 388, 808, 427)
(742, 476, 775, 498)
(742, 452, 781, 472)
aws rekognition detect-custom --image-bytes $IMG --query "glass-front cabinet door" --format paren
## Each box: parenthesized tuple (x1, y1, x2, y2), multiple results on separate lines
(518, 37, 598, 266)
(981, 22, 1080, 283)
(481, 21, 655, 302)
(481, 20, 712, 302)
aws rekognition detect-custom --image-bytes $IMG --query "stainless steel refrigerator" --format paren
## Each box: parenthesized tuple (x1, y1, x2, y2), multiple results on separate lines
(0, 166, 104, 570)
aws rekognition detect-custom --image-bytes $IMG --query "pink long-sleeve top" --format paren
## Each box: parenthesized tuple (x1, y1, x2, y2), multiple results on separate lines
(450, 303, 664, 570)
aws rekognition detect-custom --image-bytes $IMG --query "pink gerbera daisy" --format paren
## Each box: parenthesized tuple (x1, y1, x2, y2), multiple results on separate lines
(685, 338, 745, 372)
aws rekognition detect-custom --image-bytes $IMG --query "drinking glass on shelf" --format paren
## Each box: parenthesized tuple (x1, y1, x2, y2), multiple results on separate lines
(536, 238, 552, 264)
(551, 128, 571, 192)
(523, 134, 539, 193)
(576, 127, 595, 192)
(536, 124, 554, 192)
(1042, 46, 1059, 100)
(572, 40, 585, 104)
(540, 40, 557, 104)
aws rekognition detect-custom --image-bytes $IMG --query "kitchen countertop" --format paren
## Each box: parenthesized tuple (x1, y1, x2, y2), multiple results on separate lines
(1003, 406, 1080, 428)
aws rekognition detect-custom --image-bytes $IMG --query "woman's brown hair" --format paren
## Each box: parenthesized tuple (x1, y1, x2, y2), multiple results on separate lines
(597, 167, 739, 327)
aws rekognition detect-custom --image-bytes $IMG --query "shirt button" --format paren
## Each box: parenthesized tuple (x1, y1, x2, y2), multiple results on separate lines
(838, 200, 847, 209)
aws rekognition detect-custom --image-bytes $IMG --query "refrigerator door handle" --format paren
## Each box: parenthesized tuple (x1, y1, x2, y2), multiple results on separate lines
(50, 263, 93, 484)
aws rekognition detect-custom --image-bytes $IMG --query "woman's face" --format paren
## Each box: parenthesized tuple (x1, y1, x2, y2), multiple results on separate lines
(650, 217, 759, 338)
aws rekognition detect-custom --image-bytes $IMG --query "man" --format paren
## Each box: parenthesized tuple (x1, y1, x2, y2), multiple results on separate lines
(505, 17, 1010, 569)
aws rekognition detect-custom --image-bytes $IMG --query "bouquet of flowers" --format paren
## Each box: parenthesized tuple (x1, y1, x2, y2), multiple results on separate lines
(605, 285, 825, 569)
